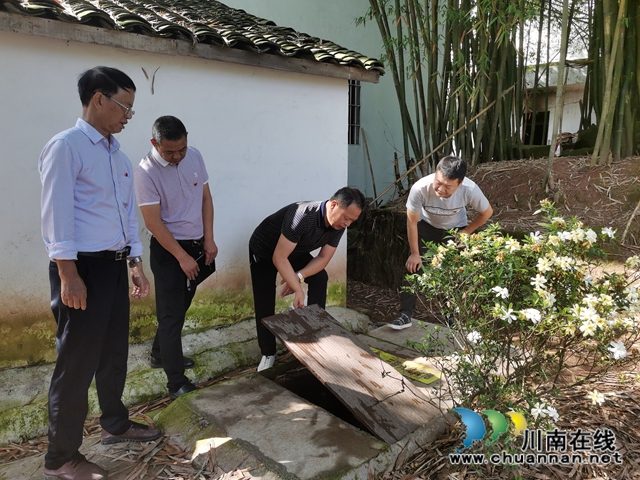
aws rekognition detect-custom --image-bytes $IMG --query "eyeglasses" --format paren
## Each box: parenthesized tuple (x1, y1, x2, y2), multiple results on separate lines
(105, 95, 135, 117)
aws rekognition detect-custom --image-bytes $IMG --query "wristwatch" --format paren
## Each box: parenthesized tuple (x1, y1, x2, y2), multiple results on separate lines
(296, 271, 305, 283)
(128, 256, 142, 268)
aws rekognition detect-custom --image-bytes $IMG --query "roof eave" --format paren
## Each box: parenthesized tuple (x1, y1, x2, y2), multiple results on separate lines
(0, 11, 381, 84)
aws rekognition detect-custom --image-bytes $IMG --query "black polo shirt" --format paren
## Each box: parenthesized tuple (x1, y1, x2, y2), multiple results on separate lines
(249, 201, 344, 261)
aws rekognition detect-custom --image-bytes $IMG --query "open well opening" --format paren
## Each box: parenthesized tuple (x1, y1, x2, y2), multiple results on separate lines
(264, 361, 374, 436)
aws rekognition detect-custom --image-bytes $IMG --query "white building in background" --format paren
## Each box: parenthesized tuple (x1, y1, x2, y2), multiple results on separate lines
(523, 62, 590, 146)
(222, 0, 406, 202)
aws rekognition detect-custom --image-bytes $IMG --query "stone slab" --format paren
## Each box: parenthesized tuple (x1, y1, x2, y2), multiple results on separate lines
(365, 321, 460, 356)
(157, 374, 388, 479)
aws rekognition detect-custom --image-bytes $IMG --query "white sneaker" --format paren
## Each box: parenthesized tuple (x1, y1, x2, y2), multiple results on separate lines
(257, 355, 276, 372)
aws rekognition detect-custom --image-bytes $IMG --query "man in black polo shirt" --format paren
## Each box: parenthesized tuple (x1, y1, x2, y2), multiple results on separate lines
(249, 187, 365, 371)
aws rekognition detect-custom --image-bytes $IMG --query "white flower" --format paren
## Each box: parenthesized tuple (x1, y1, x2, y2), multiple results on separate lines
(625, 287, 639, 304)
(551, 217, 566, 227)
(505, 238, 521, 253)
(531, 274, 547, 289)
(585, 229, 597, 244)
(547, 235, 561, 246)
(544, 406, 559, 422)
(599, 294, 614, 307)
(540, 290, 556, 308)
(583, 274, 594, 286)
(500, 306, 517, 323)
(608, 340, 627, 360)
(537, 258, 552, 273)
(467, 330, 482, 345)
(576, 307, 604, 331)
(558, 231, 571, 242)
(602, 227, 616, 239)
(579, 320, 597, 337)
(626, 255, 640, 268)
(555, 256, 574, 271)
(582, 293, 599, 307)
(522, 308, 542, 324)
(444, 352, 461, 367)
(587, 389, 606, 405)
(491, 286, 509, 299)
(531, 402, 547, 420)
(569, 228, 585, 243)
(530, 231, 543, 244)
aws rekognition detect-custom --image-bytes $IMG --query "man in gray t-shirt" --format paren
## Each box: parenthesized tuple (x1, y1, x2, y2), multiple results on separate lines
(134, 116, 218, 400)
(390, 156, 493, 330)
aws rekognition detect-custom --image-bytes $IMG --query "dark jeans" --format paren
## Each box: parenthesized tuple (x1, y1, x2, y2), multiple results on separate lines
(149, 237, 200, 392)
(250, 250, 328, 356)
(399, 220, 449, 316)
(45, 257, 131, 470)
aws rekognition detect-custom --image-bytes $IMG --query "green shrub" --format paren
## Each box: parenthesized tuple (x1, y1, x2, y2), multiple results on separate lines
(409, 200, 640, 428)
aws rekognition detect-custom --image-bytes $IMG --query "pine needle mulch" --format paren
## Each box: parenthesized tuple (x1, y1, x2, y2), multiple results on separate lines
(376, 370, 640, 480)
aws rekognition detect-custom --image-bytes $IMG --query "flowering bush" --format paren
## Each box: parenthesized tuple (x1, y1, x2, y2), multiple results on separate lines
(408, 200, 640, 427)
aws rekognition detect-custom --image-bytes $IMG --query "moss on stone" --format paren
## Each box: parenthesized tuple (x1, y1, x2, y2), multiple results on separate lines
(327, 282, 347, 306)
(0, 403, 48, 445)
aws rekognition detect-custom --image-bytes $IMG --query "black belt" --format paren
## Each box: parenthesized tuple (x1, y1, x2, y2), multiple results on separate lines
(177, 238, 203, 247)
(77, 246, 131, 261)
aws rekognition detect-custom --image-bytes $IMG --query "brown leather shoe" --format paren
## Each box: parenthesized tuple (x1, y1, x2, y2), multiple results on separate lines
(43, 454, 108, 479)
(100, 421, 163, 445)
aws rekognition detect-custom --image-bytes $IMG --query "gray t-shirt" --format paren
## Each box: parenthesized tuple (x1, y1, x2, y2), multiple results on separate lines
(406, 174, 489, 230)
(134, 146, 209, 240)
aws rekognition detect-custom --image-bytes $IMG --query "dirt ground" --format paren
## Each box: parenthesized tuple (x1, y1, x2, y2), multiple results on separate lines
(470, 155, 640, 246)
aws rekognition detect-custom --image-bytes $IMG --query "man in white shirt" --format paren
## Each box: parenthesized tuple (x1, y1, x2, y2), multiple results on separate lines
(390, 156, 493, 330)
(40, 66, 161, 480)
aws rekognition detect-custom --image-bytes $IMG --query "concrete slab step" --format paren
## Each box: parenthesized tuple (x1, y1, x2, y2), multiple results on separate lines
(156, 373, 388, 480)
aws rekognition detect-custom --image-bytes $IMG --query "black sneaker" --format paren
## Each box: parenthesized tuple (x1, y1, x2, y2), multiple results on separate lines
(389, 312, 412, 330)
(445, 314, 456, 327)
(169, 382, 198, 401)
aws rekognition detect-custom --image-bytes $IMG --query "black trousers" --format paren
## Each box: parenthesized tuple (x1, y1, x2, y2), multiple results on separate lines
(149, 237, 199, 392)
(45, 256, 131, 470)
(250, 250, 328, 356)
(399, 220, 450, 316)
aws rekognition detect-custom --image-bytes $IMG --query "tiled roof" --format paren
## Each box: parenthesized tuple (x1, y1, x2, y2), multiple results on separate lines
(1, 0, 384, 73)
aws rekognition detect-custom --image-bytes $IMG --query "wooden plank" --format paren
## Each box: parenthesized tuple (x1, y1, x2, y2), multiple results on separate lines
(262, 304, 441, 444)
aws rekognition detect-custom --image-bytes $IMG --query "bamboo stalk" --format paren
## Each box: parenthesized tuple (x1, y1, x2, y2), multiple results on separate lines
(369, 84, 515, 206)
(591, 0, 627, 166)
(621, 198, 640, 245)
(361, 127, 379, 204)
(544, 0, 570, 188)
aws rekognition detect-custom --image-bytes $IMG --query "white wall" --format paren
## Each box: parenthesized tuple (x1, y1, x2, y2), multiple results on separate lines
(0, 30, 348, 318)
(222, 0, 405, 203)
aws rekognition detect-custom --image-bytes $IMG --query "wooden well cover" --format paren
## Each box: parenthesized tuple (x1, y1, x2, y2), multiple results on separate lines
(262, 304, 440, 444)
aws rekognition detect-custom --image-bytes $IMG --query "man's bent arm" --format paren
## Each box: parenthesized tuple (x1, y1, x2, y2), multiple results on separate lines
(272, 234, 305, 307)
(297, 244, 337, 280)
(405, 209, 422, 273)
(139, 204, 199, 280)
(460, 205, 493, 235)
